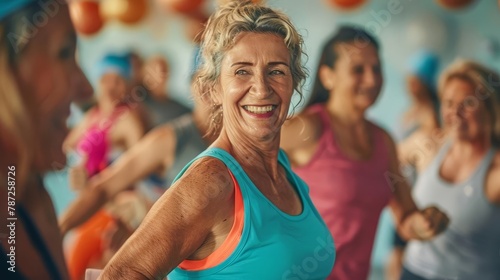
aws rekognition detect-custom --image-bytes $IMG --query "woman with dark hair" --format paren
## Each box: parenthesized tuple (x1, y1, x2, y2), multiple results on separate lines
(0, 1, 92, 279)
(281, 25, 449, 280)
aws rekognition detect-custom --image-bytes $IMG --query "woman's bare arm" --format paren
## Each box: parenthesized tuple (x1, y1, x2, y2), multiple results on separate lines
(382, 129, 449, 241)
(99, 157, 235, 279)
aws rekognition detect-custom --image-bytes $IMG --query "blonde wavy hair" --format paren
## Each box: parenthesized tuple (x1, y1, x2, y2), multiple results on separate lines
(0, 4, 42, 186)
(193, 0, 308, 136)
(438, 59, 500, 147)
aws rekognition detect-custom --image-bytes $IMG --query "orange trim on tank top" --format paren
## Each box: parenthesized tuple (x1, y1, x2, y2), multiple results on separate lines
(178, 170, 244, 271)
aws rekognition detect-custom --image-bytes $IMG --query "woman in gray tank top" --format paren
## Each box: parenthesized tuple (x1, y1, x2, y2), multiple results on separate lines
(398, 60, 500, 280)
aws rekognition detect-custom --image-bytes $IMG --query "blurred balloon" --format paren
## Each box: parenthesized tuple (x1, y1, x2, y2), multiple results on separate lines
(159, 0, 204, 14)
(70, 1, 104, 36)
(217, 0, 264, 5)
(101, 0, 148, 24)
(325, 0, 366, 10)
(184, 11, 209, 43)
(436, 0, 476, 10)
(405, 13, 450, 54)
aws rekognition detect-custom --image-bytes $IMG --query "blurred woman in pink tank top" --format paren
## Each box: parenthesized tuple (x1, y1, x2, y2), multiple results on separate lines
(281, 26, 449, 280)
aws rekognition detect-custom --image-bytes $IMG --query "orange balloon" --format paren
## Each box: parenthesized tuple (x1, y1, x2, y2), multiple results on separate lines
(101, 0, 148, 24)
(160, 0, 205, 14)
(327, 0, 366, 10)
(217, 0, 264, 5)
(70, 1, 104, 36)
(437, 0, 475, 9)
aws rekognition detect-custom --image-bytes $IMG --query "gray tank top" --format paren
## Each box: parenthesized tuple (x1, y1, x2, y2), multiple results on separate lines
(138, 114, 207, 201)
(404, 142, 500, 280)
(164, 114, 207, 186)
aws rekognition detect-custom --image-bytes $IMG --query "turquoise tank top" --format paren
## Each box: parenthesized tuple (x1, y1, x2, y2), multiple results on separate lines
(168, 147, 335, 279)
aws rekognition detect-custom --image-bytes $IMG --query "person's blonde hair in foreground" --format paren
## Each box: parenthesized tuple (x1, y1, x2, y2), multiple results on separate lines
(99, 1, 335, 279)
(399, 60, 500, 280)
(0, 1, 92, 279)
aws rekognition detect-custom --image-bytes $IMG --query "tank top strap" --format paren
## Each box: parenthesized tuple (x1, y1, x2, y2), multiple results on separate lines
(472, 147, 497, 183)
(368, 122, 391, 163)
(103, 105, 129, 131)
(171, 148, 246, 187)
(306, 104, 331, 131)
(429, 140, 453, 170)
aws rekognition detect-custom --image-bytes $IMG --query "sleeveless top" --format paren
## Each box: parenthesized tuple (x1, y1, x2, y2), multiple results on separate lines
(404, 142, 500, 280)
(293, 104, 392, 280)
(143, 95, 191, 130)
(77, 106, 127, 176)
(168, 147, 336, 279)
(1, 202, 62, 280)
(139, 114, 207, 202)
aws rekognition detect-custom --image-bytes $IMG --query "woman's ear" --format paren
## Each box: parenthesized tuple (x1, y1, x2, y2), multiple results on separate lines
(210, 83, 223, 105)
(319, 65, 335, 91)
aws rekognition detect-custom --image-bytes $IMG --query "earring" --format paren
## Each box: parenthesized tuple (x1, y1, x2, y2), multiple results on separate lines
(211, 104, 222, 124)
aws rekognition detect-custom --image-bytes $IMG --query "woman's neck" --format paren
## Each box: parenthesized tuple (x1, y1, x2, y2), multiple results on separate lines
(192, 108, 216, 144)
(451, 135, 491, 159)
(215, 129, 281, 180)
(97, 99, 118, 116)
(326, 100, 367, 128)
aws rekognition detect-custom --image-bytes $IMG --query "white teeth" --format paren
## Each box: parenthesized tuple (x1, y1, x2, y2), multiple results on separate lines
(244, 105, 274, 114)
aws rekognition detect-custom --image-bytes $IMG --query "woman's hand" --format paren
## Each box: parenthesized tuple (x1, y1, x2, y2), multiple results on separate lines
(69, 161, 88, 191)
(411, 206, 449, 240)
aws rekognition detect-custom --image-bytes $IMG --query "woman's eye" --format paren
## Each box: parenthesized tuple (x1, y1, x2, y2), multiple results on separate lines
(58, 45, 74, 60)
(270, 69, 284, 75)
(463, 98, 478, 110)
(235, 69, 248, 75)
(353, 66, 364, 74)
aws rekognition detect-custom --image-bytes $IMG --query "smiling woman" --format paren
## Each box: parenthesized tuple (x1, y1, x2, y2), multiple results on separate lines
(280, 26, 449, 280)
(98, 1, 335, 279)
(0, 1, 92, 279)
(400, 60, 500, 280)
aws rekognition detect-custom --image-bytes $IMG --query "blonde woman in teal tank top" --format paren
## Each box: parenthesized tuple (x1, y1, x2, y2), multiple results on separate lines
(99, 2, 335, 279)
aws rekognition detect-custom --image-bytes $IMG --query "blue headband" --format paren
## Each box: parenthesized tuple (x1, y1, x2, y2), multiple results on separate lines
(95, 53, 132, 81)
(0, 0, 36, 21)
(407, 50, 439, 90)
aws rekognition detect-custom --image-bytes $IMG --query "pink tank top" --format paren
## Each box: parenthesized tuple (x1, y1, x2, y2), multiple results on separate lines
(293, 104, 392, 280)
(77, 106, 127, 176)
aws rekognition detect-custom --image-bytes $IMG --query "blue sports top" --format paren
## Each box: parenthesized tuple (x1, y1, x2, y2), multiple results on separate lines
(168, 147, 335, 279)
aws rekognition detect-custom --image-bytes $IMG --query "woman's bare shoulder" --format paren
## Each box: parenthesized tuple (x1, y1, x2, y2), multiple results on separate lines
(169, 156, 235, 206)
(281, 107, 323, 151)
(486, 150, 500, 205)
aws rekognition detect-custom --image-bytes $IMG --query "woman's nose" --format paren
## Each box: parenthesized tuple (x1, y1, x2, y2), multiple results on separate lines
(72, 66, 93, 105)
(250, 74, 272, 98)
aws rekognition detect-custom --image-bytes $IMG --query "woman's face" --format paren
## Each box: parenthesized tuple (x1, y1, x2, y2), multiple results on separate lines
(99, 72, 128, 103)
(143, 57, 169, 97)
(441, 78, 490, 143)
(218, 32, 293, 141)
(13, 6, 92, 170)
(407, 75, 427, 101)
(321, 42, 383, 112)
